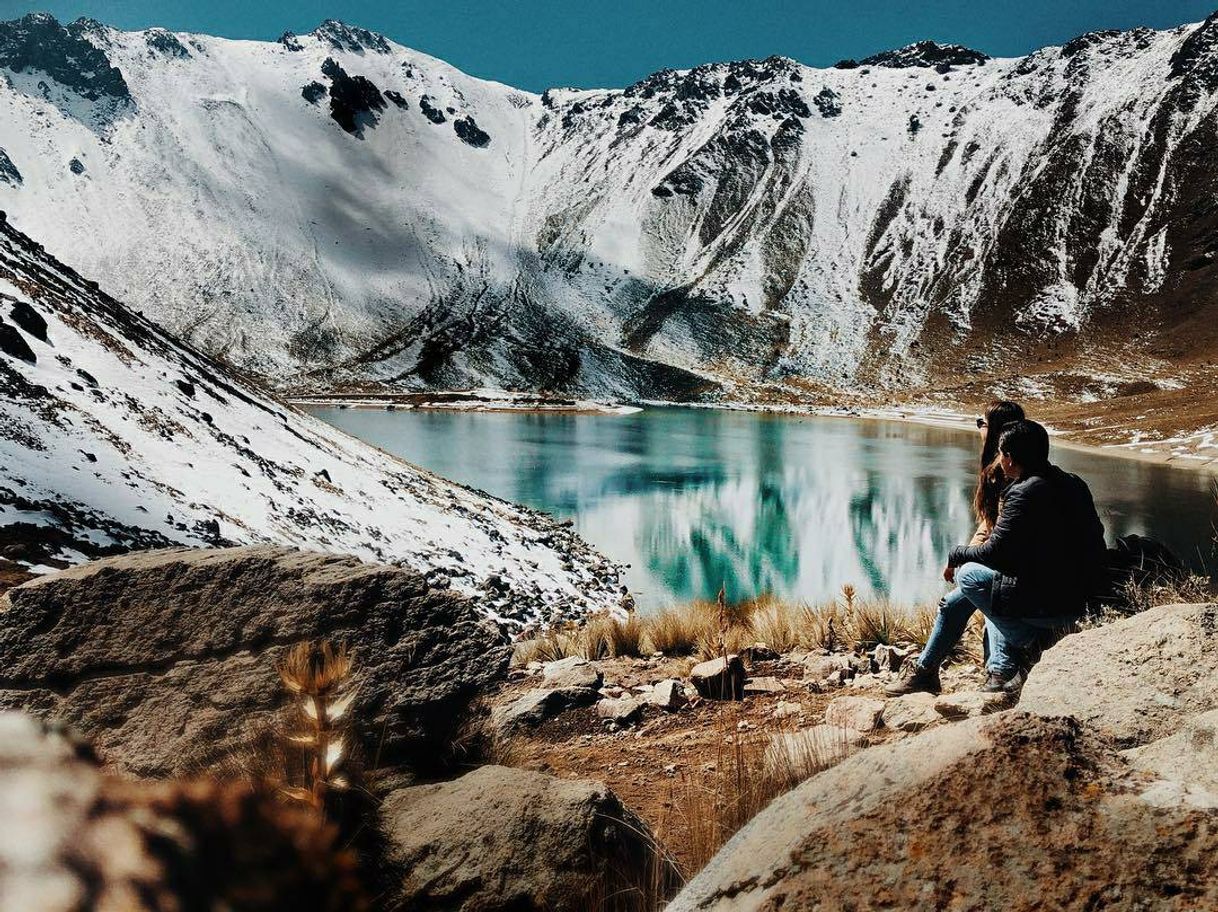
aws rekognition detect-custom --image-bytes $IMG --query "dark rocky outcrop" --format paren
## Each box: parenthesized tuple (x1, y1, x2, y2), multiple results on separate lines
(384, 89, 408, 109)
(0, 711, 365, 910)
(312, 19, 391, 55)
(671, 711, 1218, 910)
(0, 319, 36, 363)
(301, 80, 326, 105)
(454, 115, 491, 147)
(0, 148, 21, 186)
(8, 299, 47, 341)
(68, 157, 85, 175)
(319, 57, 386, 136)
(419, 94, 446, 124)
(144, 27, 190, 59)
(380, 765, 676, 911)
(0, 546, 512, 778)
(0, 13, 130, 102)
(861, 40, 990, 69)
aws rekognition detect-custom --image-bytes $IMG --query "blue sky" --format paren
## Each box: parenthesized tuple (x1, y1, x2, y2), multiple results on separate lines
(1, 0, 1215, 91)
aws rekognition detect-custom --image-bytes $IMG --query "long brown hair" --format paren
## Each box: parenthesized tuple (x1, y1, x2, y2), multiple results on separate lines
(973, 400, 1025, 528)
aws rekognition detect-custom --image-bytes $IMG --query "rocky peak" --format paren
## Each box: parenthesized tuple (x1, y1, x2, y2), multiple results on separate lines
(1169, 10, 1218, 94)
(857, 40, 990, 70)
(311, 19, 391, 55)
(0, 12, 129, 102)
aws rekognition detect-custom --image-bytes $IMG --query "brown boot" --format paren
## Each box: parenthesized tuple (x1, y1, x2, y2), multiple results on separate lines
(884, 660, 941, 696)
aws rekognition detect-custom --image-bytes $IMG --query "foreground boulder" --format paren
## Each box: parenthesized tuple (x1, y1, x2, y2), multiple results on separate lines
(0, 546, 511, 777)
(671, 712, 1218, 910)
(0, 711, 363, 910)
(379, 764, 676, 911)
(690, 654, 745, 699)
(1020, 602, 1218, 746)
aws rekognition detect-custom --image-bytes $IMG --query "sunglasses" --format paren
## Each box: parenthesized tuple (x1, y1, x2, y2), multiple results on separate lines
(976, 418, 987, 429)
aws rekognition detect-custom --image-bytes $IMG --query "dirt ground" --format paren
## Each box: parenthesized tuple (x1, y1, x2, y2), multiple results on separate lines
(494, 653, 986, 876)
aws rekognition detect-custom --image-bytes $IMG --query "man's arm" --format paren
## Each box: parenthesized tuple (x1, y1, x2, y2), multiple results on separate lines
(947, 483, 1031, 572)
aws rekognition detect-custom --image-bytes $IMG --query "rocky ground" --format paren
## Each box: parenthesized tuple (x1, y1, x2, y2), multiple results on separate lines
(2, 547, 1217, 910)
(491, 645, 1005, 876)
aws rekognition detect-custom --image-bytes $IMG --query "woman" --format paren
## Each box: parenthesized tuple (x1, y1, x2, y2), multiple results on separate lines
(968, 400, 1026, 547)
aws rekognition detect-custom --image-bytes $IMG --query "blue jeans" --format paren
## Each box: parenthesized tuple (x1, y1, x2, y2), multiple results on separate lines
(918, 563, 1076, 677)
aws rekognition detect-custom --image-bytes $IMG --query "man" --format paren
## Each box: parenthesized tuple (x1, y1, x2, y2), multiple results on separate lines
(887, 420, 1106, 696)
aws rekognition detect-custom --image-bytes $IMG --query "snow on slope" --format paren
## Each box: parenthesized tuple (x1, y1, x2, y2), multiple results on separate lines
(0, 211, 624, 626)
(2, 14, 1218, 399)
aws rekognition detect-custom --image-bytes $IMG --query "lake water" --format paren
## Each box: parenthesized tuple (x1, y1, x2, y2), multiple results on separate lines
(308, 406, 1218, 611)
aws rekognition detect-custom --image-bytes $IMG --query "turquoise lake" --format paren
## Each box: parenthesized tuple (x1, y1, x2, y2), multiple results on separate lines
(308, 406, 1218, 611)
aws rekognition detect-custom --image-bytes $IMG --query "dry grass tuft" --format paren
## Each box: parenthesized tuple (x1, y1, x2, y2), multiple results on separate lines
(277, 641, 358, 816)
(657, 709, 851, 879)
(581, 613, 647, 659)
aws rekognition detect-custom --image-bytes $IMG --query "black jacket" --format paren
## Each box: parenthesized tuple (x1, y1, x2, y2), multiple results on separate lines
(948, 464, 1106, 618)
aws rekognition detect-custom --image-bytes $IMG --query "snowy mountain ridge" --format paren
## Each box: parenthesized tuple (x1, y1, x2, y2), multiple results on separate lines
(2, 12, 1218, 400)
(0, 210, 624, 625)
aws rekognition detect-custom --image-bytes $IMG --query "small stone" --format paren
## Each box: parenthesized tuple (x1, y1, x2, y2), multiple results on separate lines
(743, 676, 787, 696)
(873, 644, 911, 673)
(650, 679, 687, 710)
(493, 687, 599, 734)
(742, 642, 779, 662)
(690, 655, 746, 700)
(803, 654, 853, 680)
(825, 696, 886, 732)
(542, 656, 602, 690)
(881, 692, 941, 732)
(596, 696, 644, 725)
(934, 691, 1009, 720)
(773, 700, 804, 719)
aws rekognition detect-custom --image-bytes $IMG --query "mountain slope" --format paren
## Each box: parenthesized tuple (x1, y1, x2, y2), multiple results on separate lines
(0, 211, 623, 624)
(2, 13, 1218, 401)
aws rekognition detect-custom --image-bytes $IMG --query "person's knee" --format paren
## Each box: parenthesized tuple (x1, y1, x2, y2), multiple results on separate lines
(956, 562, 992, 593)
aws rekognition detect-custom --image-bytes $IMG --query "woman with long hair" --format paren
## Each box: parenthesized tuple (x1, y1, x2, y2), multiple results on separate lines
(969, 400, 1026, 545)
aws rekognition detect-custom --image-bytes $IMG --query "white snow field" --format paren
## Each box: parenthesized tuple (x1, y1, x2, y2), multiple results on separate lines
(1, 15, 1217, 396)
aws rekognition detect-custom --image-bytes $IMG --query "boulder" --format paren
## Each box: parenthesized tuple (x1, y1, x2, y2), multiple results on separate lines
(541, 656, 602, 690)
(670, 712, 1218, 911)
(0, 547, 511, 777)
(493, 687, 598, 734)
(650, 678, 687, 710)
(824, 695, 886, 732)
(1019, 603, 1218, 747)
(934, 690, 1008, 719)
(881, 691, 941, 732)
(380, 764, 675, 911)
(1124, 708, 1218, 796)
(596, 695, 644, 725)
(0, 711, 363, 910)
(690, 654, 745, 700)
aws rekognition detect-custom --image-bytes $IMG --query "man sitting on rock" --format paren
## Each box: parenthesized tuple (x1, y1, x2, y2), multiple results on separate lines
(887, 420, 1107, 697)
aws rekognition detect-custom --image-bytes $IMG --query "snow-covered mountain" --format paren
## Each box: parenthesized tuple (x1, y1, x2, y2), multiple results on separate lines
(2, 12, 1218, 399)
(0, 211, 623, 625)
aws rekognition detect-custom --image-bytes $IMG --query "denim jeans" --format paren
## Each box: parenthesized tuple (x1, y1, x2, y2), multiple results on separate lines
(918, 562, 1076, 677)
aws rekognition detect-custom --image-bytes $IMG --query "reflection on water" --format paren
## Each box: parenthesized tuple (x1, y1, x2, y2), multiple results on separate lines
(307, 406, 1218, 611)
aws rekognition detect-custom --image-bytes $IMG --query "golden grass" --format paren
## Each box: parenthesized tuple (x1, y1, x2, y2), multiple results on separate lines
(656, 706, 852, 879)
(511, 583, 999, 668)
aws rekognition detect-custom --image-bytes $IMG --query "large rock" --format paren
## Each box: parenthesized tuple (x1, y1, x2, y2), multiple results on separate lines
(1020, 602, 1218, 747)
(671, 712, 1218, 910)
(1124, 708, 1218, 796)
(380, 764, 675, 910)
(0, 711, 363, 910)
(0, 547, 511, 777)
(881, 691, 940, 732)
(824, 695, 885, 732)
(492, 687, 599, 735)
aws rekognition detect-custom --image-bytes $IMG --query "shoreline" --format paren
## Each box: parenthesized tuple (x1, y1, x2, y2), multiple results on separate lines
(297, 390, 1218, 474)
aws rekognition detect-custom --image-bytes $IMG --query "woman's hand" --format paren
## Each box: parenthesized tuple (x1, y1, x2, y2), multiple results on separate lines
(943, 563, 955, 583)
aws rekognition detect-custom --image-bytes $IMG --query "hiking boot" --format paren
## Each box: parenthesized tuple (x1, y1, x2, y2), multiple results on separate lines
(980, 668, 1027, 696)
(884, 661, 941, 696)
